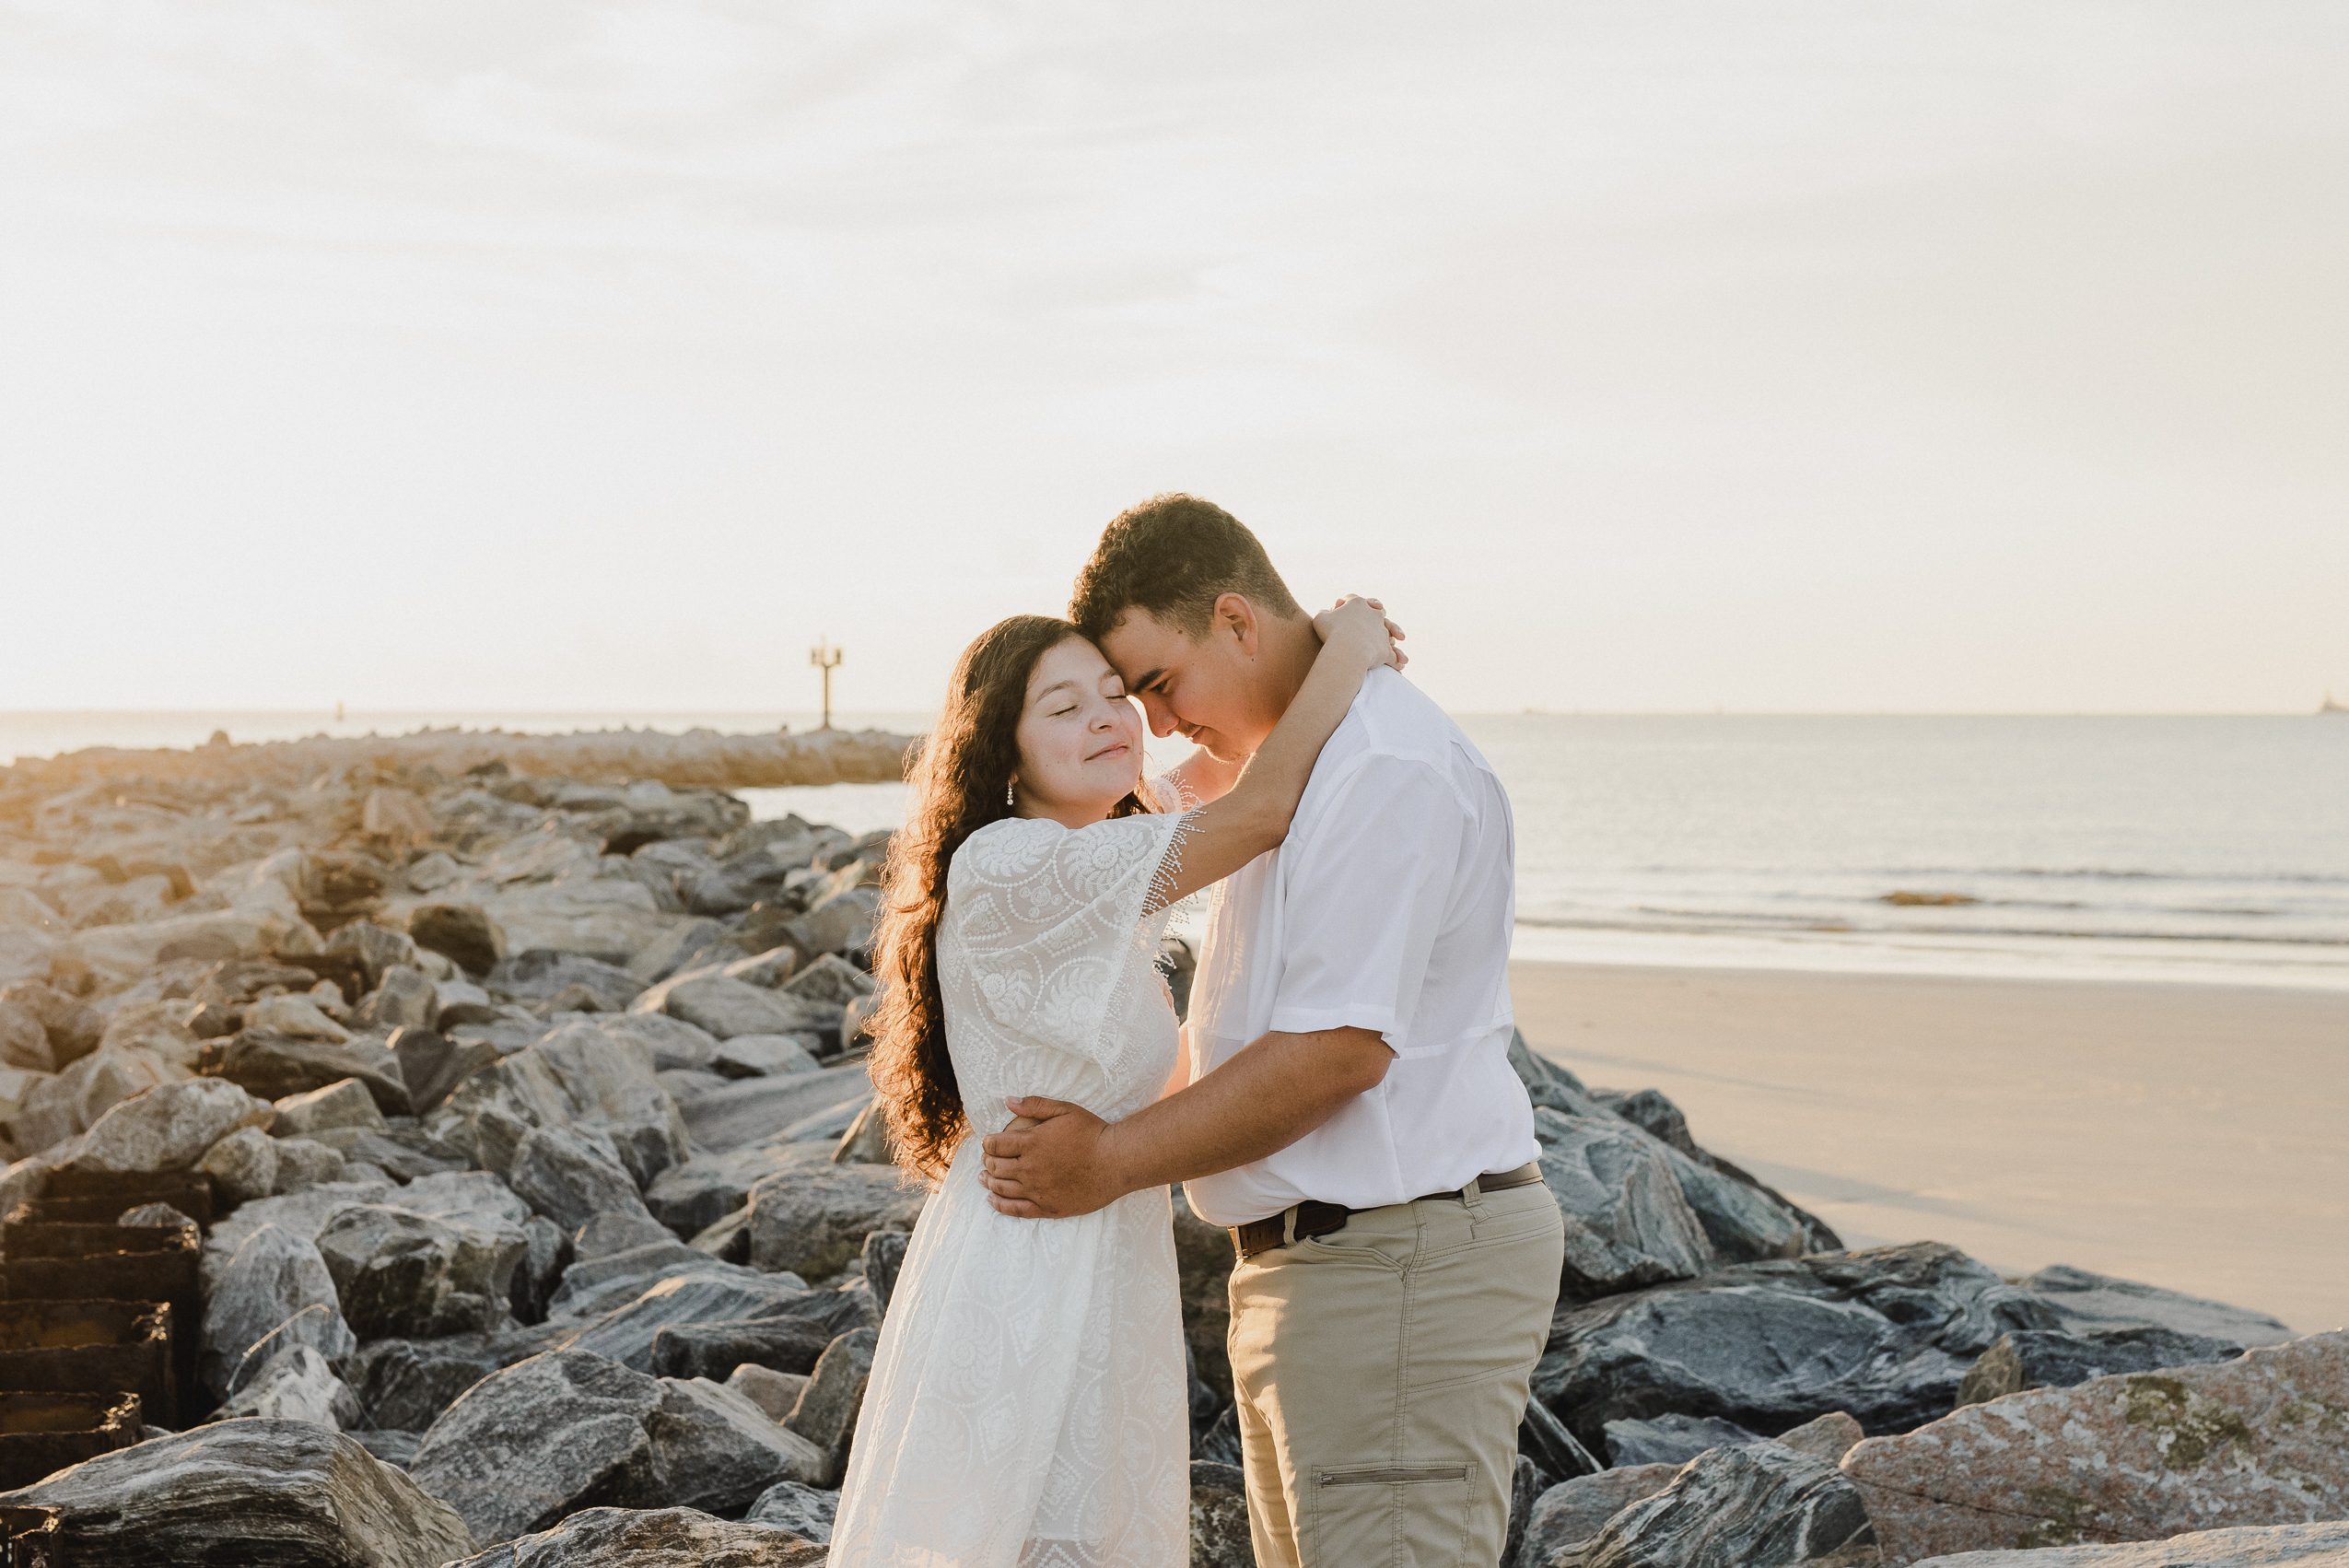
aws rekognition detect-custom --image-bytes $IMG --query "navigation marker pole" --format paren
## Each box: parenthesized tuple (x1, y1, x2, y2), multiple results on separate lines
(811, 639, 844, 731)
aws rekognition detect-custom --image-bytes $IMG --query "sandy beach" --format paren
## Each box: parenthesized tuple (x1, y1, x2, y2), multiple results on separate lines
(1510, 961, 2349, 1336)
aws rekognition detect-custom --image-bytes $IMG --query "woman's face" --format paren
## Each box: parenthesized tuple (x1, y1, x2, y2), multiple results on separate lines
(1011, 636, 1146, 825)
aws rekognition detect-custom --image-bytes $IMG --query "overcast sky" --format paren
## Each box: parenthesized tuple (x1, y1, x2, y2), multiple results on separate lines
(5, 1, 2344, 717)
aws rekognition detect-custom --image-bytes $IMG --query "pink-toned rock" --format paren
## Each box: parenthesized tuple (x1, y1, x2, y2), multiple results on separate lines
(1911, 1521, 2349, 1565)
(1778, 1410, 1866, 1465)
(1842, 1330, 2349, 1566)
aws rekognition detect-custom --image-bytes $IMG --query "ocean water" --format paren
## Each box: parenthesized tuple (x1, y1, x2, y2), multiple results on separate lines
(6, 710, 2345, 990)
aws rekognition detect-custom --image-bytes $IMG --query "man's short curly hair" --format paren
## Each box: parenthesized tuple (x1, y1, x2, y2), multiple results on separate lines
(1069, 493, 1303, 643)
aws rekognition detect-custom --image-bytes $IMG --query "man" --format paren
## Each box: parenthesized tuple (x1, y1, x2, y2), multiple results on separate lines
(980, 494, 1565, 1568)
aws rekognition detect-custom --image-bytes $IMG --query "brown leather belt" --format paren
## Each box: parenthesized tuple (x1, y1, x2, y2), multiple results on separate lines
(1229, 1162, 1546, 1260)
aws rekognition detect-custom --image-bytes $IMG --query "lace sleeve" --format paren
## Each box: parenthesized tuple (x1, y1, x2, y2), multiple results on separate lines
(945, 811, 1195, 1064)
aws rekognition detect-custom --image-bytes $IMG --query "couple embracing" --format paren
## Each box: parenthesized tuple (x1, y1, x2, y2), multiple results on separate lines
(827, 495, 1566, 1568)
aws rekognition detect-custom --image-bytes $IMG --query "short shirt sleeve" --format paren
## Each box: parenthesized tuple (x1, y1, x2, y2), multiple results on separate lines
(1267, 755, 1467, 1059)
(944, 810, 1191, 1066)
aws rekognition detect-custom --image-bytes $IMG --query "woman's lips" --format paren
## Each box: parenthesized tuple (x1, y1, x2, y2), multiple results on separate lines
(1085, 743, 1131, 762)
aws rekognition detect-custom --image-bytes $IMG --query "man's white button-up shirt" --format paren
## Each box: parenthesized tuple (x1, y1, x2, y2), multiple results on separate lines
(1180, 667, 1538, 1228)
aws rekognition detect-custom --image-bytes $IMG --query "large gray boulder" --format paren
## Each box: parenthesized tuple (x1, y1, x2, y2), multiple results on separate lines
(1534, 1108, 1715, 1300)
(1517, 1466, 1683, 1568)
(488, 950, 647, 1012)
(645, 1142, 832, 1236)
(326, 919, 419, 987)
(650, 975, 836, 1041)
(353, 965, 440, 1032)
(1604, 1412, 1765, 1467)
(617, 1376, 828, 1511)
(227, 1303, 359, 1398)
(509, 1124, 651, 1231)
(679, 1063, 872, 1155)
(206, 1343, 364, 1429)
(1956, 1326, 2241, 1407)
(345, 1325, 570, 1432)
(745, 1479, 837, 1543)
(67, 1075, 275, 1172)
(550, 1268, 817, 1372)
(316, 1203, 527, 1339)
(782, 1326, 878, 1486)
(408, 1348, 665, 1547)
(432, 1022, 687, 1187)
(200, 1221, 352, 1398)
(2016, 1265, 2298, 1348)
(649, 1315, 835, 1382)
(1553, 1442, 1875, 1567)
(1190, 1461, 1254, 1568)
(746, 1157, 924, 1278)
(1533, 1242, 2063, 1446)
(590, 1010, 723, 1072)
(445, 1506, 826, 1567)
(0, 1418, 475, 1567)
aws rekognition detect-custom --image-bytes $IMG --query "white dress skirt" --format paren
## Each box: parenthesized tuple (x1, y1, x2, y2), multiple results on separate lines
(826, 806, 1196, 1568)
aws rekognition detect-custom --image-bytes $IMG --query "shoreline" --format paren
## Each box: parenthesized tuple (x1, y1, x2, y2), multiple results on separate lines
(1508, 959, 2349, 1336)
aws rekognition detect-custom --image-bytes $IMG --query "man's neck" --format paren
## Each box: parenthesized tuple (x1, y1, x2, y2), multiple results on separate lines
(1255, 611, 1324, 729)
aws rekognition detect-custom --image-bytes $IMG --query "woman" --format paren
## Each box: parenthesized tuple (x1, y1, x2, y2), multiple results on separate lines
(827, 595, 1403, 1567)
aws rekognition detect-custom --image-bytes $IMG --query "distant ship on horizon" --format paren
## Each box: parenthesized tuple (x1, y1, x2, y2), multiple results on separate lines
(2322, 691, 2348, 715)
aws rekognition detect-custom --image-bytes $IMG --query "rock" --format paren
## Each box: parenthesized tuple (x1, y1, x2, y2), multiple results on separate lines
(1191, 1460, 1255, 1568)
(1957, 1327, 2242, 1407)
(729, 1363, 812, 1422)
(553, 1268, 820, 1370)
(625, 918, 734, 984)
(511, 1213, 570, 1324)
(510, 1124, 652, 1231)
(208, 1342, 364, 1427)
(832, 1098, 893, 1164)
(430, 1022, 685, 1188)
(411, 902, 509, 977)
(747, 1158, 923, 1279)
(1904, 1522, 2349, 1566)
(392, 1025, 497, 1115)
(206, 1175, 395, 1258)
(1605, 1411, 1766, 1466)
(226, 1302, 357, 1396)
(0, 998, 55, 1071)
(207, 1029, 415, 1116)
(650, 1315, 835, 1382)
(198, 1123, 281, 1201)
(1841, 1329, 2349, 1566)
(861, 1227, 910, 1312)
(0, 1417, 476, 1567)
(245, 991, 354, 1041)
(576, 1209, 675, 1258)
(721, 947, 801, 988)
(68, 1075, 275, 1172)
(621, 1375, 830, 1512)
(1522, 1387, 1605, 1481)
(784, 886, 876, 958)
(1774, 1410, 1865, 1465)
(1506, 1454, 1543, 1568)
(1533, 1243, 2063, 1447)
(1557, 1444, 1875, 1567)
(445, 1506, 827, 1567)
(12, 1042, 186, 1154)
(408, 1348, 666, 1547)
(2017, 1265, 2298, 1348)
(1533, 1109, 1715, 1301)
(317, 1202, 527, 1339)
(199, 1221, 352, 1397)
(645, 1142, 832, 1236)
(274, 1075, 388, 1138)
(354, 965, 440, 1031)
(355, 1428, 421, 1468)
(591, 1011, 722, 1072)
(489, 950, 648, 1012)
(777, 952, 875, 1007)
(545, 1238, 749, 1319)
(1194, 1402, 1243, 1464)
(1517, 1466, 1683, 1568)
(0, 980, 103, 1066)
(345, 1327, 562, 1431)
(778, 1090, 871, 1144)
(782, 1326, 878, 1483)
(712, 1033, 822, 1079)
(327, 918, 420, 986)
(681, 1062, 871, 1155)
(651, 975, 837, 1042)
(273, 1136, 348, 1190)
(408, 851, 462, 892)
(745, 1477, 836, 1542)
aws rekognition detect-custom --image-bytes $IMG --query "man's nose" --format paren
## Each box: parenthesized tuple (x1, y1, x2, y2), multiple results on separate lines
(1138, 695, 1180, 737)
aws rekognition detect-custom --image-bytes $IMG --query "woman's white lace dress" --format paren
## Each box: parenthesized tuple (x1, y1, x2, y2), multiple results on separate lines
(827, 804, 1195, 1568)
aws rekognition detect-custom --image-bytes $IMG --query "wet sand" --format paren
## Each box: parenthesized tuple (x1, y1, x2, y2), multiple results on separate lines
(1509, 961, 2349, 1335)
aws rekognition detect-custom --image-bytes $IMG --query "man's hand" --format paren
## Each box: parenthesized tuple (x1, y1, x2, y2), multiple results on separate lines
(980, 1096, 1127, 1218)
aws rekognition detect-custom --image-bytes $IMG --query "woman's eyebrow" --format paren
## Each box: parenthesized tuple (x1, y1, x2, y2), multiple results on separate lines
(1031, 679, 1079, 704)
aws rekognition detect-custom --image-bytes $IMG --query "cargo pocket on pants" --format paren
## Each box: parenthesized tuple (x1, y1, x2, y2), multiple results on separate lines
(1306, 1464, 1477, 1567)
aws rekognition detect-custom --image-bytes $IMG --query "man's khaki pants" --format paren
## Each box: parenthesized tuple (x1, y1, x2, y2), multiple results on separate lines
(1227, 1179, 1566, 1568)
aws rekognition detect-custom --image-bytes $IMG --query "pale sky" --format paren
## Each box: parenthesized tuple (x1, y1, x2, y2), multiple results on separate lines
(5, 1, 2344, 716)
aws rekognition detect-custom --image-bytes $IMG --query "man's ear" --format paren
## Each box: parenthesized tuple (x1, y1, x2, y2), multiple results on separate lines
(1214, 592, 1261, 659)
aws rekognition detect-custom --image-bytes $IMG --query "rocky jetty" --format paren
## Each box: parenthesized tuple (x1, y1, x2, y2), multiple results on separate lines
(0, 731, 2336, 1567)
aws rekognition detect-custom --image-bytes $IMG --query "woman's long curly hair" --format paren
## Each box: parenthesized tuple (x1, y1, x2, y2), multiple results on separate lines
(868, 614, 1152, 1183)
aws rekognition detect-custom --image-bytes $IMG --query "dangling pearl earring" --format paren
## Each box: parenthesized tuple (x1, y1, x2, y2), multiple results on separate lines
(1005, 781, 1015, 808)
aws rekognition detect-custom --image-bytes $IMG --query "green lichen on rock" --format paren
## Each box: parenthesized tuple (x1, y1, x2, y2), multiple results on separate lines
(2121, 1374, 2252, 1469)
(2013, 1482, 2097, 1548)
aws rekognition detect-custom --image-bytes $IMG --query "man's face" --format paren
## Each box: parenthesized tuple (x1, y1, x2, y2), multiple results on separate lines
(1098, 603, 1280, 763)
